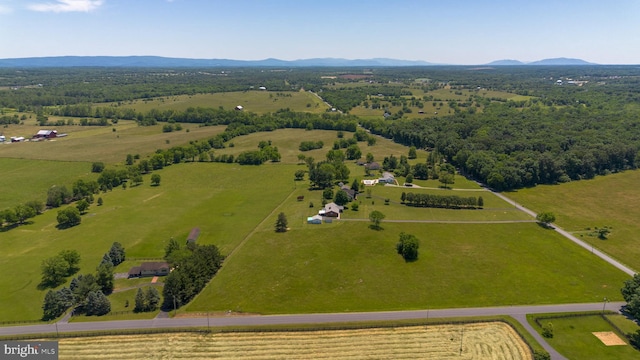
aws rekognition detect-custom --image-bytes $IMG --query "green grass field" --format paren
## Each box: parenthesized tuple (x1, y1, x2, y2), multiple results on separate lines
(0, 120, 226, 163)
(528, 314, 639, 360)
(104, 90, 328, 114)
(0, 158, 95, 210)
(507, 170, 640, 271)
(0, 126, 632, 328)
(187, 221, 626, 314)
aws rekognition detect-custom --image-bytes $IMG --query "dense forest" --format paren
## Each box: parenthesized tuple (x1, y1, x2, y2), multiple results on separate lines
(2, 66, 640, 191)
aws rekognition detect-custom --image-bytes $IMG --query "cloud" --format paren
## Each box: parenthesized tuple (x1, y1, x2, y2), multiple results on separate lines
(28, 0, 104, 13)
(0, 5, 12, 14)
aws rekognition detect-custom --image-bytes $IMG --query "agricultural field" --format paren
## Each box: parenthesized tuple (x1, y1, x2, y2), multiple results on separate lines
(56, 322, 533, 359)
(103, 90, 328, 114)
(528, 314, 639, 360)
(507, 170, 640, 271)
(0, 119, 226, 163)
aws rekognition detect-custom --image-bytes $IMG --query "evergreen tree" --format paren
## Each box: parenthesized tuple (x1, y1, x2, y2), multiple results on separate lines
(96, 263, 114, 295)
(134, 288, 145, 313)
(146, 287, 161, 311)
(275, 212, 288, 232)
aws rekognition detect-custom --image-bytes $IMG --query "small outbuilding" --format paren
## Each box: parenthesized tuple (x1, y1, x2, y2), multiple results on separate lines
(307, 215, 323, 224)
(235, 105, 244, 111)
(186, 227, 200, 245)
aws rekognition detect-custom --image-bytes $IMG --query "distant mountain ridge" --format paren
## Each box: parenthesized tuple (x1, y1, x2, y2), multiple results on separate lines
(0, 56, 596, 67)
(487, 57, 594, 66)
(0, 56, 434, 68)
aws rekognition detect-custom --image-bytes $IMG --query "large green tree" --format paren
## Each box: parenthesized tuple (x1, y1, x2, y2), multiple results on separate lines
(396, 232, 420, 261)
(57, 206, 81, 228)
(369, 210, 386, 230)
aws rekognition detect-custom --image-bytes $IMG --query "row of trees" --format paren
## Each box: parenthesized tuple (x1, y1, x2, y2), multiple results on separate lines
(0, 200, 44, 228)
(401, 192, 483, 209)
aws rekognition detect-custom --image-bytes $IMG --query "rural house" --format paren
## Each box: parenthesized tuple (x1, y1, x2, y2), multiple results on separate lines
(365, 162, 381, 171)
(340, 184, 357, 201)
(128, 262, 170, 278)
(379, 172, 395, 184)
(319, 202, 343, 218)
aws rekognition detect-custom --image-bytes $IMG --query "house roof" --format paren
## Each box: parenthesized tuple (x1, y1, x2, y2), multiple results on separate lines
(128, 266, 141, 275)
(366, 162, 381, 170)
(324, 202, 343, 213)
(140, 262, 169, 272)
(36, 130, 56, 136)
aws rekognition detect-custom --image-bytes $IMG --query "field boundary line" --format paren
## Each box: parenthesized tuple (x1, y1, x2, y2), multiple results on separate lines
(220, 185, 299, 263)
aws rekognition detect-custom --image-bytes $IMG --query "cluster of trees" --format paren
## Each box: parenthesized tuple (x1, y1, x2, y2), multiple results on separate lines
(134, 287, 161, 313)
(162, 241, 224, 311)
(401, 192, 483, 209)
(41, 242, 121, 320)
(0, 200, 44, 228)
(361, 100, 640, 190)
(236, 141, 281, 165)
(40, 250, 81, 288)
(299, 140, 324, 151)
(307, 155, 351, 189)
(396, 232, 419, 261)
(621, 274, 640, 349)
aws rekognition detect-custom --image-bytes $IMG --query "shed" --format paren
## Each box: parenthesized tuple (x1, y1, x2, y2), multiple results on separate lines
(186, 227, 200, 245)
(235, 105, 244, 111)
(307, 215, 323, 224)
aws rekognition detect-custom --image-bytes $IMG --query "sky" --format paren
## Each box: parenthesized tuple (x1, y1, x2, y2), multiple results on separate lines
(0, 0, 639, 64)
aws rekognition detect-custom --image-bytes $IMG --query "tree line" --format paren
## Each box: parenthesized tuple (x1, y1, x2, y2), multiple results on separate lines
(401, 192, 483, 209)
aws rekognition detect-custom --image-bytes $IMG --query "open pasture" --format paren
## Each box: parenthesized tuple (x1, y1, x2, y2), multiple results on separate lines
(507, 170, 640, 271)
(213, 128, 429, 164)
(56, 322, 532, 360)
(188, 221, 626, 314)
(0, 158, 94, 210)
(105, 90, 328, 114)
(529, 314, 639, 360)
(0, 163, 295, 321)
(0, 120, 226, 163)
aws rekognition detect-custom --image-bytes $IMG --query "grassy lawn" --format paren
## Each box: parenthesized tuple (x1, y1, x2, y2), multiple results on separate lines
(106, 90, 328, 114)
(187, 221, 627, 314)
(528, 314, 639, 359)
(506, 170, 640, 271)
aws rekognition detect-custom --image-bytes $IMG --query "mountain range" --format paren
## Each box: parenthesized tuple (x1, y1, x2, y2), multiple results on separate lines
(0, 56, 596, 67)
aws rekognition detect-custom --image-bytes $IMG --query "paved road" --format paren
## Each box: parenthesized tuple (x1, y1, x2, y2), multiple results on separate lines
(1, 302, 625, 360)
(491, 191, 637, 276)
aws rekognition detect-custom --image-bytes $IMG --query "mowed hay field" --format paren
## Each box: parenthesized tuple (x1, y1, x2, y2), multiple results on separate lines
(106, 90, 328, 114)
(507, 170, 640, 271)
(57, 322, 532, 360)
